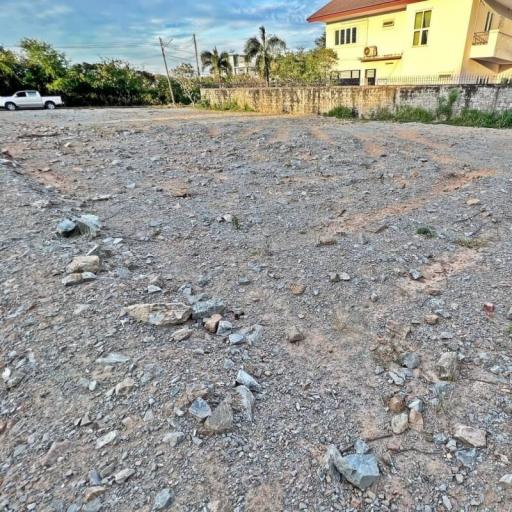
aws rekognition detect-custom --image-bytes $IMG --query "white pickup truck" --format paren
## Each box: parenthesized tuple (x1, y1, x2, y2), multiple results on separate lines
(1, 90, 63, 111)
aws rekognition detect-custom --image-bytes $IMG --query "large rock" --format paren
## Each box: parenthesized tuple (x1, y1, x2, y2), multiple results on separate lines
(236, 385, 255, 421)
(204, 400, 233, 433)
(334, 452, 380, 490)
(66, 256, 100, 274)
(191, 298, 225, 320)
(236, 370, 261, 392)
(453, 424, 487, 447)
(154, 488, 174, 510)
(436, 352, 459, 380)
(125, 303, 192, 326)
(189, 398, 212, 420)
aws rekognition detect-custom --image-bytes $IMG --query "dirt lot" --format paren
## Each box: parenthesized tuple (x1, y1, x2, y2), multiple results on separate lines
(0, 107, 511, 512)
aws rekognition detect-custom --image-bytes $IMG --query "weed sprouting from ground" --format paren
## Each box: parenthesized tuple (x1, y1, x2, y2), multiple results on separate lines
(455, 238, 487, 249)
(416, 226, 437, 238)
(325, 106, 357, 119)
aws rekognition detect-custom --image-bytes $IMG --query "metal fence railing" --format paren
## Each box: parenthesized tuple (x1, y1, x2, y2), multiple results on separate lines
(200, 73, 512, 89)
(376, 72, 512, 86)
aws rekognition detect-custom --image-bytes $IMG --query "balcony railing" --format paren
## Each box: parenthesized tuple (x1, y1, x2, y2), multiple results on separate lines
(473, 31, 490, 46)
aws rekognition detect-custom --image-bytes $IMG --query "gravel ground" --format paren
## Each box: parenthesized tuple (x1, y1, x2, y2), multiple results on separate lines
(0, 107, 511, 512)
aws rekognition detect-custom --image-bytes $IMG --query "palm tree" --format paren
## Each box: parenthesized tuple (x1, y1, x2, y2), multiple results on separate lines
(200, 48, 231, 80)
(244, 26, 286, 86)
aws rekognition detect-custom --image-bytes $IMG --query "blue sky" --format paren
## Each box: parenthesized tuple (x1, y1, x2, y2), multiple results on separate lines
(0, 0, 326, 73)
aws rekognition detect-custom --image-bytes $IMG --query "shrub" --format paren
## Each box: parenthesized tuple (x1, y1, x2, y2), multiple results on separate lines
(455, 238, 487, 249)
(437, 88, 460, 120)
(325, 106, 357, 119)
(449, 109, 512, 128)
(369, 108, 395, 121)
(393, 106, 435, 123)
(416, 226, 436, 238)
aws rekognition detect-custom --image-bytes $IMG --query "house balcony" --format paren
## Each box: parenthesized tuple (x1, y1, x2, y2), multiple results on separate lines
(470, 30, 512, 64)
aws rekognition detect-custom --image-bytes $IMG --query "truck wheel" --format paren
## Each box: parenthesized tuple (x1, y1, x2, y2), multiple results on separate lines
(5, 102, 16, 111)
(45, 101, 56, 110)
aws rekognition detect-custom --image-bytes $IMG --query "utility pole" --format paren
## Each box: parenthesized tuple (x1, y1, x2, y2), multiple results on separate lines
(193, 34, 201, 77)
(159, 37, 175, 105)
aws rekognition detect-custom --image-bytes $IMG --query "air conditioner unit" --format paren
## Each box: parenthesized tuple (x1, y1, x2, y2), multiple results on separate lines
(364, 46, 378, 58)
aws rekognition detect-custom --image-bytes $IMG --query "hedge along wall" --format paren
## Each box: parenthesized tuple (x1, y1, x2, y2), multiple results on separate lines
(200, 85, 512, 117)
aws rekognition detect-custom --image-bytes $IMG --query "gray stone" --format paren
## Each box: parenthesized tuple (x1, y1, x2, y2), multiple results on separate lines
(191, 298, 225, 320)
(245, 324, 263, 344)
(401, 352, 421, 369)
(236, 370, 261, 392)
(499, 474, 512, 489)
(171, 328, 193, 342)
(391, 412, 409, 434)
(216, 321, 233, 336)
(83, 498, 102, 512)
(453, 424, 487, 447)
(96, 353, 130, 364)
(75, 214, 102, 237)
(236, 385, 255, 421)
(162, 431, 185, 447)
(124, 303, 192, 326)
(436, 352, 459, 380)
(334, 453, 380, 490)
(115, 377, 135, 396)
(456, 448, 477, 467)
(62, 272, 97, 286)
(408, 398, 424, 412)
(228, 332, 246, 345)
(204, 400, 233, 433)
(114, 468, 135, 483)
(409, 269, 422, 280)
(96, 430, 117, 449)
(57, 218, 77, 236)
(189, 398, 212, 420)
(354, 439, 370, 454)
(66, 256, 100, 274)
(287, 325, 305, 343)
(154, 488, 174, 510)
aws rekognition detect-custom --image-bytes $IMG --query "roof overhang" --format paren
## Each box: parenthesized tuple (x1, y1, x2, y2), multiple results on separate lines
(308, 0, 425, 24)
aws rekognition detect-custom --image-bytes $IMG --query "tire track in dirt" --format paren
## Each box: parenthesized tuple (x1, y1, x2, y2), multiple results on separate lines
(332, 168, 496, 233)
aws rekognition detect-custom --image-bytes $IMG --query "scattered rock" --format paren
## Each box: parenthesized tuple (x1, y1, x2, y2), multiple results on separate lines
(84, 487, 106, 503)
(424, 314, 440, 325)
(391, 412, 409, 434)
(334, 450, 380, 490)
(400, 352, 421, 369)
(287, 325, 305, 343)
(205, 314, 223, 333)
(388, 395, 406, 413)
(62, 272, 97, 286)
(162, 431, 185, 448)
(115, 377, 135, 396)
(498, 474, 512, 489)
(171, 328, 193, 342)
(453, 424, 487, 448)
(41, 440, 71, 466)
(154, 488, 174, 510)
(66, 256, 100, 274)
(236, 369, 261, 392)
(436, 352, 459, 381)
(228, 332, 246, 345)
(96, 353, 130, 364)
(409, 409, 424, 432)
(290, 283, 306, 295)
(189, 398, 212, 420)
(114, 468, 135, 483)
(96, 430, 117, 449)
(191, 298, 225, 320)
(204, 400, 233, 433)
(236, 385, 255, 421)
(124, 303, 192, 326)
(216, 320, 232, 336)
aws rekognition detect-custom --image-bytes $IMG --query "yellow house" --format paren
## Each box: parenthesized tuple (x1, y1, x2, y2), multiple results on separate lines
(307, 0, 512, 85)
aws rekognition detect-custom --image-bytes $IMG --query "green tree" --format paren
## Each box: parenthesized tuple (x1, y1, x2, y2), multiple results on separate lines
(0, 47, 22, 94)
(200, 48, 231, 80)
(19, 38, 67, 92)
(273, 48, 337, 83)
(315, 31, 327, 49)
(244, 26, 286, 85)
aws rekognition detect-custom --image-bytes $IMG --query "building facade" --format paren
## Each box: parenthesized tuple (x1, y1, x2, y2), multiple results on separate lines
(227, 54, 258, 76)
(308, 0, 512, 85)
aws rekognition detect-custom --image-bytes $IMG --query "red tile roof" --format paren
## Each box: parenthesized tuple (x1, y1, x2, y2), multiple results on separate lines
(308, 0, 420, 23)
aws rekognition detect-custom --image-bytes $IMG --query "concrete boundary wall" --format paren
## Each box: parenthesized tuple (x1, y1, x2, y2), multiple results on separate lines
(200, 85, 512, 116)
